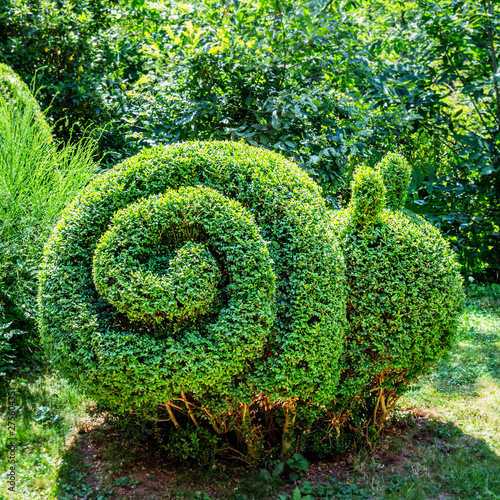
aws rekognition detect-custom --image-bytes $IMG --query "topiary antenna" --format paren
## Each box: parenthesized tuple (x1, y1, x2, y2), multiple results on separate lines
(377, 152, 412, 209)
(349, 165, 386, 227)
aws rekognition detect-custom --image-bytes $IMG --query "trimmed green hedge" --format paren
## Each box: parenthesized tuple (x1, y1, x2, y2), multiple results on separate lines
(38, 141, 346, 413)
(0, 63, 51, 142)
(330, 154, 464, 428)
(39, 143, 463, 455)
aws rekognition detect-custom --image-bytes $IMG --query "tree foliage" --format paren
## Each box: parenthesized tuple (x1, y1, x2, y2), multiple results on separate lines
(0, 0, 141, 150)
(117, 0, 411, 198)
(349, 0, 499, 277)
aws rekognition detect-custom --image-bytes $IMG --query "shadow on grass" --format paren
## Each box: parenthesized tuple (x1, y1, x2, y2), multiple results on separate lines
(0, 370, 91, 498)
(54, 415, 181, 500)
(345, 414, 500, 500)
(2, 367, 499, 499)
(0, 378, 64, 460)
(419, 303, 500, 397)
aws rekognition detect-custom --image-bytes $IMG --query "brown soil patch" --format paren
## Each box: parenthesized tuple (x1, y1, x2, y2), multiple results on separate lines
(61, 405, 459, 499)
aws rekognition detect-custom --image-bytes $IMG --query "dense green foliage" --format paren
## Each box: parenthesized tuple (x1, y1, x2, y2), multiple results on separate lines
(1, 298, 498, 498)
(349, 165, 386, 227)
(0, 0, 482, 461)
(38, 141, 346, 413)
(378, 153, 412, 209)
(0, 0, 139, 150)
(1, 0, 497, 277)
(352, 0, 499, 277)
(38, 141, 464, 458)
(91, 185, 276, 387)
(330, 154, 464, 431)
(115, 0, 406, 192)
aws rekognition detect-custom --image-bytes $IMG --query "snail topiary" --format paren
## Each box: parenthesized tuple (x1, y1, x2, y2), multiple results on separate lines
(330, 154, 464, 429)
(0, 63, 51, 142)
(38, 140, 346, 414)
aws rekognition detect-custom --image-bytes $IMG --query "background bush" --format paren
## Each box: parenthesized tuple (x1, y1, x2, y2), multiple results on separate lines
(2, 0, 496, 279)
(0, 0, 143, 157)
(0, 67, 97, 385)
(0, 62, 51, 142)
(117, 0, 410, 198)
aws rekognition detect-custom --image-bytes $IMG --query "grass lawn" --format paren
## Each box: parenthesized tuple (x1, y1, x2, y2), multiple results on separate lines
(1, 296, 499, 499)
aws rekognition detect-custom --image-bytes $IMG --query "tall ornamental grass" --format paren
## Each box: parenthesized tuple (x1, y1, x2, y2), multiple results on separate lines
(0, 93, 97, 382)
(0, 96, 97, 242)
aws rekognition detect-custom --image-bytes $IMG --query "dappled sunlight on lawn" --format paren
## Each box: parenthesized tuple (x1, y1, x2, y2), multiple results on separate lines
(399, 301, 500, 455)
(0, 374, 91, 499)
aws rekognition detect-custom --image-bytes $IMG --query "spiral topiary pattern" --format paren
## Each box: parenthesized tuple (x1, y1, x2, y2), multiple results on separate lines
(39, 141, 346, 412)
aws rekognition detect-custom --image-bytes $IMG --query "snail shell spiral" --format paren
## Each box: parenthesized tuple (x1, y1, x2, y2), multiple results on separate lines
(38, 141, 346, 411)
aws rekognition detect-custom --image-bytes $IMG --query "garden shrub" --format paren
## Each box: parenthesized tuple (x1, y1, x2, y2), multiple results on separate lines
(377, 152, 412, 210)
(38, 141, 346, 418)
(329, 153, 464, 434)
(0, 63, 51, 142)
(38, 142, 463, 457)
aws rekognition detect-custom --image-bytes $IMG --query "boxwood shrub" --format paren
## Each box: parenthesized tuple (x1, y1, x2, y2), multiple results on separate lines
(38, 141, 346, 415)
(0, 63, 51, 142)
(329, 153, 464, 432)
(39, 143, 463, 457)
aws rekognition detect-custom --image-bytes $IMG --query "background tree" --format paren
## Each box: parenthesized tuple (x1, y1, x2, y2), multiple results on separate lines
(347, 0, 500, 278)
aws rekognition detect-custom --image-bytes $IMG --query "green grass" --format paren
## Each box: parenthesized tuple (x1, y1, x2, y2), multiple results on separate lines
(0, 374, 92, 499)
(1, 297, 499, 499)
(400, 300, 500, 455)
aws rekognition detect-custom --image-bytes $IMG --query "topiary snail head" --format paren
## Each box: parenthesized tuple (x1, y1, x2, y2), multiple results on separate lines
(377, 152, 412, 209)
(349, 153, 411, 228)
(349, 165, 386, 228)
(331, 152, 464, 427)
